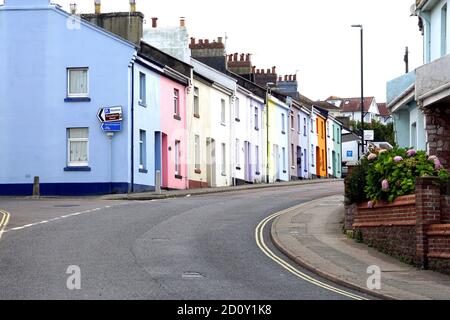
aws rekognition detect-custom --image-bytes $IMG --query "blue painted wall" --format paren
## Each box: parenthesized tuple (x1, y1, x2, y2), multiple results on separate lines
(0, 1, 137, 195)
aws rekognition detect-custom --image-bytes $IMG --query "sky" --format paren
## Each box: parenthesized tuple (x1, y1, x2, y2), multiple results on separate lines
(21, 0, 425, 102)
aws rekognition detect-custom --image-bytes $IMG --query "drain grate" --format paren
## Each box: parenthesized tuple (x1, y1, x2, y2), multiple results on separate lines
(182, 272, 205, 279)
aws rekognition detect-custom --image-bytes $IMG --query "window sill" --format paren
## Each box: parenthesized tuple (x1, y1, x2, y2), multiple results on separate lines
(64, 97, 91, 103)
(139, 169, 148, 174)
(195, 169, 202, 174)
(194, 114, 200, 119)
(221, 173, 227, 177)
(221, 122, 226, 127)
(64, 166, 91, 172)
(139, 101, 148, 107)
(175, 175, 183, 180)
(174, 115, 181, 121)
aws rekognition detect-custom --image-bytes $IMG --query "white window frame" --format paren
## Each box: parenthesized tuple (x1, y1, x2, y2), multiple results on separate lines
(236, 139, 240, 168)
(139, 130, 146, 170)
(139, 72, 146, 106)
(221, 99, 226, 125)
(67, 68, 89, 98)
(254, 107, 259, 130)
(175, 140, 181, 176)
(282, 113, 286, 133)
(255, 145, 260, 174)
(235, 97, 240, 121)
(67, 128, 89, 167)
(174, 89, 180, 117)
(221, 143, 226, 175)
(194, 135, 201, 171)
(194, 87, 200, 116)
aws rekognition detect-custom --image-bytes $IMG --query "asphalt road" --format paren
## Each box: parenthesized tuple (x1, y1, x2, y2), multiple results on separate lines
(0, 181, 374, 300)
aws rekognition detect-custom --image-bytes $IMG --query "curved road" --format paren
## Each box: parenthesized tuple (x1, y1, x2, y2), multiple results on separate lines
(0, 181, 374, 300)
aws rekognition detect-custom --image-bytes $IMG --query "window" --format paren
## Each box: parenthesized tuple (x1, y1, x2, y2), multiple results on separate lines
(322, 149, 325, 170)
(332, 124, 335, 141)
(328, 148, 331, 169)
(297, 114, 301, 133)
(304, 118, 307, 136)
(291, 144, 295, 166)
(139, 130, 146, 171)
(337, 128, 340, 144)
(442, 4, 447, 57)
(221, 99, 226, 125)
(235, 139, 240, 168)
(67, 68, 88, 97)
(175, 140, 181, 177)
(311, 119, 314, 133)
(67, 128, 88, 167)
(194, 87, 199, 116)
(221, 143, 226, 175)
(174, 89, 180, 117)
(411, 122, 418, 149)
(255, 145, 260, 174)
(316, 119, 319, 135)
(304, 152, 307, 172)
(194, 135, 200, 172)
(321, 122, 324, 139)
(291, 113, 295, 130)
(254, 107, 259, 130)
(282, 147, 286, 172)
(235, 97, 240, 121)
(311, 145, 314, 167)
(282, 113, 286, 134)
(327, 122, 330, 137)
(139, 72, 146, 106)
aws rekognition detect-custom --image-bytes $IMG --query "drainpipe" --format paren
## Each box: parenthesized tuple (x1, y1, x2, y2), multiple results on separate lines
(266, 91, 270, 184)
(130, 61, 135, 193)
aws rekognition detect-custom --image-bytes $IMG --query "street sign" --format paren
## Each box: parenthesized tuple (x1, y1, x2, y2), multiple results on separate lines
(101, 122, 122, 132)
(97, 107, 123, 123)
(364, 130, 375, 141)
(347, 150, 353, 157)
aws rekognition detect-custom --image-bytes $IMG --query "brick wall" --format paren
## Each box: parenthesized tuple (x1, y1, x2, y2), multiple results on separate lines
(346, 177, 450, 275)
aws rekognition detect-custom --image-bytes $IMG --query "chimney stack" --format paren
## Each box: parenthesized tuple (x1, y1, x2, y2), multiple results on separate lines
(70, 3, 77, 14)
(151, 17, 158, 28)
(95, 0, 101, 14)
(180, 17, 186, 28)
(129, 0, 136, 13)
(272, 66, 276, 74)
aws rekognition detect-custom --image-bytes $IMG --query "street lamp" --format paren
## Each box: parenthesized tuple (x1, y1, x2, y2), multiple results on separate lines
(351, 24, 364, 159)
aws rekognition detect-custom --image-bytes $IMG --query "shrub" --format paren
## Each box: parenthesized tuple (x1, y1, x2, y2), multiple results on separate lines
(365, 147, 449, 203)
(344, 158, 369, 205)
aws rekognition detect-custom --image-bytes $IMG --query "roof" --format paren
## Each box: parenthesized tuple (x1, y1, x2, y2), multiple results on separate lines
(377, 103, 391, 117)
(328, 97, 375, 113)
(314, 101, 340, 111)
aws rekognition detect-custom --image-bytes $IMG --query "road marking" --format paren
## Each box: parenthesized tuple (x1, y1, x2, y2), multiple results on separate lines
(0, 210, 11, 241)
(255, 205, 369, 301)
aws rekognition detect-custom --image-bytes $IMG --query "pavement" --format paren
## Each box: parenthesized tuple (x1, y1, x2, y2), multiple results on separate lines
(271, 195, 450, 300)
(102, 179, 343, 201)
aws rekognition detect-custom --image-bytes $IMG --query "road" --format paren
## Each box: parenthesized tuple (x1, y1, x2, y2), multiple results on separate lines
(0, 181, 374, 300)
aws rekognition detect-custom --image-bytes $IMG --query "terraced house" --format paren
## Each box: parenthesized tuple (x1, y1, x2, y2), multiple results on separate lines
(387, 0, 450, 165)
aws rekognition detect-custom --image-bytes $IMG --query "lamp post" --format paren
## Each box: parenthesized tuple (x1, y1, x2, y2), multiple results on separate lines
(351, 24, 364, 159)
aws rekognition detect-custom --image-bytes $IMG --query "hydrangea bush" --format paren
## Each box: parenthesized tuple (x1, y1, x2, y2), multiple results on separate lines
(364, 148, 449, 203)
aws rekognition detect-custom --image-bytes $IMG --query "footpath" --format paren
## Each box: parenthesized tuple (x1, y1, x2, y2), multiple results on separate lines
(271, 195, 450, 300)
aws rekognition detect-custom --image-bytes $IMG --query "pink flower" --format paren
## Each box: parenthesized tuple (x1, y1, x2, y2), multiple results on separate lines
(368, 153, 377, 161)
(382, 179, 389, 191)
(428, 155, 438, 162)
(407, 149, 417, 157)
(394, 156, 403, 163)
(435, 160, 443, 171)
(367, 201, 374, 209)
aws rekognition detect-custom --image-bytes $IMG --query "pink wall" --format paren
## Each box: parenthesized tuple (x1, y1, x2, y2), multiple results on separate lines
(160, 77, 188, 190)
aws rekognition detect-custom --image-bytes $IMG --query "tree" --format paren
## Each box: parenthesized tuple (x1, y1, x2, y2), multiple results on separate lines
(350, 120, 395, 147)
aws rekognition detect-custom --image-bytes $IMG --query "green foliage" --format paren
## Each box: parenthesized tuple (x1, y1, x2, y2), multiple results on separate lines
(344, 158, 369, 205)
(365, 148, 449, 202)
(351, 120, 396, 147)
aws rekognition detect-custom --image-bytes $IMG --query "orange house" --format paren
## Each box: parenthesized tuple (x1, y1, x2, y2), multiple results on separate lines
(315, 115, 327, 178)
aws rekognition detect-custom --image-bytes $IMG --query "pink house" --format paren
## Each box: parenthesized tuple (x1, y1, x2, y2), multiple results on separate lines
(159, 77, 188, 190)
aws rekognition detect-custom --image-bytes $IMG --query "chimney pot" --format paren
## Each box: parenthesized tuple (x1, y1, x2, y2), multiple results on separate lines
(279, 76, 282, 82)
(233, 53, 238, 61)
(267, 68, 270, 74)
(190, 37, 195, 45)
(246, 54, 250, 62)
(228, 54, 233, 62)
(272, 66, 276, 74)
(180, 17, 186, 27)
(70, 3, 77, 14)
(130, 0, 136, 13)
(218, 37, 223, 43)
(205, 39, 210, 44)
(252, 66, 256, 73)
(199, 39, 204, 44)
(240, 54, 245, 61)
(95, 0, 101, 14)
(151, 17, 158, 28)
(293, 74, 297, 81)
(284, 75, 288, 81)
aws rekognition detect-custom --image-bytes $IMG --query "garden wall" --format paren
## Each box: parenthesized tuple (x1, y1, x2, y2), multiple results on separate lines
(346, 177, 450, 275)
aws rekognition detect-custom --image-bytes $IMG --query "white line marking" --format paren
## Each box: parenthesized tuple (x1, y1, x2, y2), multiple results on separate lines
(255, 204, 369, 301)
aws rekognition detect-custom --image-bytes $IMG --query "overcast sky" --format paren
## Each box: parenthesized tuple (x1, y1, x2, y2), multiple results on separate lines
(19, 0, 424, 102)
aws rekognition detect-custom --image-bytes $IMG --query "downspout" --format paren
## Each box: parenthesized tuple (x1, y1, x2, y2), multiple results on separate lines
(266, 91, 270, 184)
(130, 61, 135, 193)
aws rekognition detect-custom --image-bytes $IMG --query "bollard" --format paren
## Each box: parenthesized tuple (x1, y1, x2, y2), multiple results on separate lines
(155, 170, 161, 194)
(33, 176, 40, 198)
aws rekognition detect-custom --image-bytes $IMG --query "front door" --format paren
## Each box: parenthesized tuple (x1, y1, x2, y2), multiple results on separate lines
(206, 138, 216, 187)
(316, 146, 321, 177)
(162, 133, 168, 188)
(297, 146, 302, 178)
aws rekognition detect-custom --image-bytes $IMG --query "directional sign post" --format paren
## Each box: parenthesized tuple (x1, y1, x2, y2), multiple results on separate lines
(97, 107, 123, 123)
(101, 122, 122, 132)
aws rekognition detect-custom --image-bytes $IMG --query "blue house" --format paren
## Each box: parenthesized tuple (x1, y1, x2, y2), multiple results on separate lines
(0, 0, 191, 195)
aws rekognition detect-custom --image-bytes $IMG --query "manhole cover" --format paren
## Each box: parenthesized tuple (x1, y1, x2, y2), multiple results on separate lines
(182, 272, 205, 279)
(53, 205, 80, 208)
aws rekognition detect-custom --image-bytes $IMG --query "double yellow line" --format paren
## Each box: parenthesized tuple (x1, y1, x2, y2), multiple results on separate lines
(255, 207, 369, 301)
(0, 210, 11, 241)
